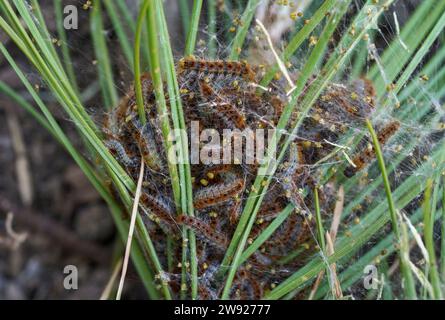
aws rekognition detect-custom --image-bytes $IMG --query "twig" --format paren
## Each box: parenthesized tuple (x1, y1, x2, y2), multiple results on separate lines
(401, 211, 429, 265)
(330, 186, 344, 242)
(6, 109, 33, 206)
(116, 161, 145, 300)
(323, 139, 351, 150)
(255, 18, 295, 93)
(100, 258, 123, 300)
(309, 185, 344, 299)
(308, 269, 325, 300)
(341, 150, 357, 168)
(377, 274, 385, 300)
(407, 260, 434, 297)
(326, 231, 343, 299)
(0, 212, 28, 250)
(5, 212, 28, 248)
(393, 12, 409, 52)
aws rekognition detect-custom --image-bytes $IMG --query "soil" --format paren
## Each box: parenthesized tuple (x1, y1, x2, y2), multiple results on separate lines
(0, 0, 146, 300)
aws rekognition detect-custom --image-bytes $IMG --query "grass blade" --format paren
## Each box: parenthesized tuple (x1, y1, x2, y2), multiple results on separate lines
(90, 0, 119, 109)
(365, 119, 416, 299)
(184, 0, 203, 56)
(229, 0, 260, 60)
(423, 179, 443, 299)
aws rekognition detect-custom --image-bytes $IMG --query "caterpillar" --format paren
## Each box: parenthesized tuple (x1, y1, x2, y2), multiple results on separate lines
(194, 172, 245, 209)
(266, 214, 300, 248)
(231, 270, 263, 300)
(139, 192, 176, 226)
(344, 120, 401, 177)
(376, 120, 401, 145)
(229, 198, 242, 225)
(105, 139, 138, 168)
(198, 81, 247, 130)
(197, 284, 218, 300)
(304, 81, 376, 139)
(353, 78, 376, 106)
(127, 117, 164, 171)
(178, 57, 256, 82)
(265, 213, 311, 256)
(257, 200, 286, 220)
(177, 215, 228, 250)
(278, 143, 303, 179)
(249, 252, 273, 270)
(214, 102, 247, 130)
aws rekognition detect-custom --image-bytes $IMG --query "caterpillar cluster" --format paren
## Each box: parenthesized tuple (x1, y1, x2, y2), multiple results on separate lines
(102, 56, 399, 299)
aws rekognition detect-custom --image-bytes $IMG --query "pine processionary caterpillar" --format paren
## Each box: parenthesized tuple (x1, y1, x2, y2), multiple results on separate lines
(140, 192, 176, 225)
(229, 198, 242, 225)
(178, 57, 256, 82)
(232, 271, 263, 300)
(193, 173, 245, 209)
(127, 117, 164, 171)
(177, 215, 228, 249)
(105, 139, 138, 168)
(199, 81, 247, 130)
(198, 284, 218, 300)
(376, 120, 401, 145)
(257, 200, 286, 220)
(344, 120, 401, 177)
(248, 252, 273, 271)
(214, 102, 247, 130)
(266, 214, 299, 247)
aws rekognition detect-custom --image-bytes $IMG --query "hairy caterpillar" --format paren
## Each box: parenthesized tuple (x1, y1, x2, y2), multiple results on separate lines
(344, 120, 401, 177)
(318, 81, 376, 121)
(178, 57, 256, 82)
(266, 214, 301, 248)
(257, 200, 286, 220)
(177, 215, 228, 249)
(127, 117, 164, 171)
(231, 269, 263, 300)
(139, 192, 176, 225)
(193, 172, 245, 209)
(105, 139, 138, 168)
(198, 81, 247, 130)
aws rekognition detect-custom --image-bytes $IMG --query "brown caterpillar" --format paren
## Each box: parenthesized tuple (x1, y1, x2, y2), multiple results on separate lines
(257, 199, 286, 220)
(344, 120, 401, 177)
(323, 80, 376, 120)
(194, 173, 245, 209)
(140, 192, 176, 225)
(199, 81, 247, 130)
(178, 57, 256, 82)
(229, 198, 242, 225)
(231, 269, 263, 300)
(177, 215, 228, 249)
